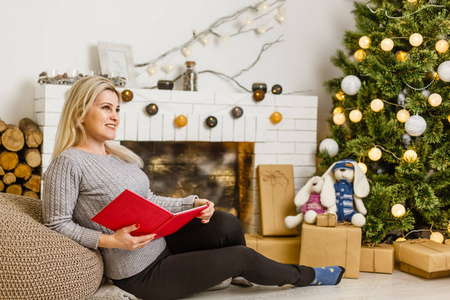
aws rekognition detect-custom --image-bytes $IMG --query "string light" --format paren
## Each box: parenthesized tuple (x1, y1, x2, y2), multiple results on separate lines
(397, 109, 410, 123)
(354, 49, 366, 62)
(359, 36, 371, 49)
(358, 162, 367, 174)
(333, 107, 344, 115)
(428, 93, 442, 107)
(435, 39, 449, 53)
(121, 90, 134, 102)
(430, 231, 444, 244)
(370, 99, 384, 112)
(349, 109, 362, 122)
(409, 33, 423, 47)
(403, 150, 417, 163)
(335, 91, 345, 101)
(380, 38, 394, 51)
(333, 113, 346, 125)
(391, 204, 406, 218)
(175, 115, 188, 127)
(368, 147, 382, 161)
(270, 112, 283, 124)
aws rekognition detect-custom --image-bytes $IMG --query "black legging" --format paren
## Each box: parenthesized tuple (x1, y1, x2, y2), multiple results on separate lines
(113, 211, 315, 300)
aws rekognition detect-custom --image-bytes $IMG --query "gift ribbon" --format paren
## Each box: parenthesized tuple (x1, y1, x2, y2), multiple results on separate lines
(261, 170, 290, 232)
(398, 239, 450, 271)
(362, 243, 389, 272)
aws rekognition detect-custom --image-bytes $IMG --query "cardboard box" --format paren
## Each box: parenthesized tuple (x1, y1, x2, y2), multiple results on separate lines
(245, 234, 301, 264)
(400, 262, 450, 279)
(360, 244, 394, 274)
(446, 239, 450, 246)
(316, 213, 337, 227)
(299, 223, 361, 278)
(257, 165, 298, 236)
(394, 239, 450, 273)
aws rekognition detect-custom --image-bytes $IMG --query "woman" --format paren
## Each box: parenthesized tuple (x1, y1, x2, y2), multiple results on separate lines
(43, 76, 344, 300)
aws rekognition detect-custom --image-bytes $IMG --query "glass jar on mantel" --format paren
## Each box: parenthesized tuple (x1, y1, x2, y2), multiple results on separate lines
(182, 61, 197, 91)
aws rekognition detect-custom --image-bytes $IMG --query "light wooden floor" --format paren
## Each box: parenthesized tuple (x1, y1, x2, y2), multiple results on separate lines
(183, 268, 450, 300)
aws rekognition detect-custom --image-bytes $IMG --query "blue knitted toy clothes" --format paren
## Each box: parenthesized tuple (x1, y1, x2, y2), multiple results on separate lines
(334, 179, 356, 222)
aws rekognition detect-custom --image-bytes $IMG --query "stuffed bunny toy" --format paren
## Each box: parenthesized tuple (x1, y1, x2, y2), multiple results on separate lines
(321, 159, 370, 227)
(284, 176, 335, 228)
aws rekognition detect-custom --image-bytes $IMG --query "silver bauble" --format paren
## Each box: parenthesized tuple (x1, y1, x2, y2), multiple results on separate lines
(401, 133, 411, 149)
(437, 61, 450, 82)
(397, 92, 406, 106)
(405, 115, 427, 136)
(421, 89, 431, 97)
(341, 75, 361, 95)
(319, 138, 339, 157)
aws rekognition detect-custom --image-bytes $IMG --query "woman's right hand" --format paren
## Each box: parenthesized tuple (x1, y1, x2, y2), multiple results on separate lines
(98, 224, 156, 250)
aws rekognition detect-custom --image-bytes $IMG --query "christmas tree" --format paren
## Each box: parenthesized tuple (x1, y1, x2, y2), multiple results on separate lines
(320, 0, 450, 245)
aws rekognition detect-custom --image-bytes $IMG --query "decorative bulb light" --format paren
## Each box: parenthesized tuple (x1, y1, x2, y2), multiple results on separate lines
(270, 112, 283, 124)
(146, 65, 159, 76)
(275, 13, 285, 23)
(397, 109, 410, 123)
(407, 0, 417, 3)
(253, 89, 265, 101)
(271, 84, 283, 94)
(231, 106, 243, 118)
(181, 47, 191, 58)
(448, 115, 450, 123)
(430, 232, 444, 244)
(175, 115, 188, 127)
(220, 34, 230, 43)
(333, 113, 346, 125)
(349, 109, 362, 122)
(145, 103, 159, 116)
(205, 116, 218, 128)
(428, 93, 442, 107)
(435, 39, 449, 53)
(358, 162, 367, 174)
(403, 149, 417, 163)
(380, 38, 394, 51)
(121, 90, 133, 102)
(396, 51, 408, 62)
(368, 147, 382, 161)
(359, 36, 371, 49)
(200, 34, 209, 45)
(409, 33, 423, 47)
(391, 204, 406, 218)
(162, 64, 174, 74)
(396, 237, 406, 242)
(335, 91, 345, 101)
(354, 49, 366, 62)
(333, 107, 344, 115)
(370, 99, 384, 112)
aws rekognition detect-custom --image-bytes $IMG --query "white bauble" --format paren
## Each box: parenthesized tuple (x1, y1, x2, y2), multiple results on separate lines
(437, 61, 450, 82)
(341, 75, 361, 95)
(319, 138, 339, 157)
(405, 115, 427, 136)
(397, 92, 407, 105)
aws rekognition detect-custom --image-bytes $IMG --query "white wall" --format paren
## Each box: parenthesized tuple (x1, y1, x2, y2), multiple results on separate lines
(0, 0, 355, 142)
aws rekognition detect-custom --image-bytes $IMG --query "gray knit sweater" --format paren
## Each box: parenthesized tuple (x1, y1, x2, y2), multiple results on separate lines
(42, 147, 196, 280)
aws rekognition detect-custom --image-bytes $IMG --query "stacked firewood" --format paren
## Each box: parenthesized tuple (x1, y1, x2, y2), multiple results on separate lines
(0, 117, 42, 198)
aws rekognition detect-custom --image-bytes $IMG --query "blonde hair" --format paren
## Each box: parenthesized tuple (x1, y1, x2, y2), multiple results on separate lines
(52, 76, 143, 167)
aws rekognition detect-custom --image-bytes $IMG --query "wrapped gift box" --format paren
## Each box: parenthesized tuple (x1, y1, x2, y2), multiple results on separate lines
(257, 165, 298, 236)
(360, 244, 394, 274)
(299, 223, 361, 278)
(394, 239, 450, 273)
(245, 234, 301, 264)
(316, 213, 337, 227)
(400, 262, 450, 279)
(446, 240, 450, 246)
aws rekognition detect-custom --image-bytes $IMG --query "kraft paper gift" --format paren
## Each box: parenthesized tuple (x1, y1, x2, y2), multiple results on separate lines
(299, 223, 362, 278)
(360, 244, 394, 274)
(400, 262, 450, 279)
(245, 234, 301, 264)
(446, 239, 450, 246)
(394, 239, 450, 273)
(316, 213, 337, 227)
(257, 165, 298, 236)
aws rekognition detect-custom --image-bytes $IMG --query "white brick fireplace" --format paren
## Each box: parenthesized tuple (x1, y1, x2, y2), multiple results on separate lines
(35, 84, 318, 232)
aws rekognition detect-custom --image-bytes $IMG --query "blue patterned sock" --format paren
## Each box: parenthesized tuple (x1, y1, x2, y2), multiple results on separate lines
(310, 266, 345, 285)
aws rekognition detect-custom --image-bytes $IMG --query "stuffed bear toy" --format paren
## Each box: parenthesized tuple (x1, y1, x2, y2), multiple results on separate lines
(321, 159, 370, 227)
(284, 176, 335, 228)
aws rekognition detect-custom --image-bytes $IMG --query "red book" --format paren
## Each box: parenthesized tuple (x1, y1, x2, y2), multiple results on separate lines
(91, 189, 207, 238)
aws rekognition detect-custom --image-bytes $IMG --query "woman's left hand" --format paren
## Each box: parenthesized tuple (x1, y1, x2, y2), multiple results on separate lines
(194, 198, 215, 224)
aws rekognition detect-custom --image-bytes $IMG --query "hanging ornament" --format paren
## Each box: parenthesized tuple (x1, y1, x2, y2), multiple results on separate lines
(181, 47, 192, 58)
(252, 82, 267, 93)
(146, 65, 159, 76)
(397, 109, 410, 123)
(397, 92, 407, 106)
(161, 64, 175, 74)
(430, 232, 444, 244)
(409, 33, 423, 47)
(437, 61, 450, 82)
(319, 138, 339, 157)
(231, 106, 244, 118)
(145, 103, 159, 116)
(205, 116, 218, 128)
(358, 36, 371, 49)
(396, 51, 408, 62)
(271, 84, 283, 94)
(368, 147, 382, 161)
(448, 115, 450, 123)
(341, 75, 361, 95)
(333, 107, 344, 115)
(358, 162, 367, 174)
(200, 34, 210, 45)
(435, 39, 449, 53)
(349, 109, 362, 123)
(403, 149, 417, 163)
(401, 133, 412, 149)
(428, 93, 442, 107)
(253, 89, 265, 101)
(405, 115, 427, 136)
(335, 91, 345, 101)
(175, 115, 188, 127)
(121, 90, 133, 102)
(391, 204, 406, 218)
(270, 112, 283, 124)
(354, 49, 366, 62)
(380, 38, 394, 51)
(333, 113, 346, 125)
(421, 89, 431, 98)
(370, 99, 384, 112)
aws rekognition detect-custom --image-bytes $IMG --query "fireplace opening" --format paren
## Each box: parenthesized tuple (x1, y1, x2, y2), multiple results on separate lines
(121, 141, 254, 218)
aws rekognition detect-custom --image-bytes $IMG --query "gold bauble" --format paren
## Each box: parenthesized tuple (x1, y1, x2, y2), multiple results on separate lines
(349, 109, 362, 122)
(359, 36, 371, 49)
(430, 232, 444, 244)
(253, 89, 265, 101)
(448, 115, 450, 123)
(428, 93, 442, 107)
(370, 99, 384, 112)
(121, 90, 134, 102)
(175, 115, 188, 127)
(333, 113, 346, 125)
(436, 40, 449, 53)
(358, 162, 367, 174)
(368, 147, 382, 161)
(397, 109, 410, 123)
(335, 91, 345, 101)
(333, 107, 344, 115)
(270, 112, 283, 124)
(409, 33, 423, 47)
(396, 51, 408, 62)
(391, 204, 406, 218)
(354, 49, 366, 62)
(380, 38, 394, 51)
(403, 150, 417, 163)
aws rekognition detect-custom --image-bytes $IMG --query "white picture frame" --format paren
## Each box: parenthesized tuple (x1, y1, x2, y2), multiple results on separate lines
(98, 41, 136, 87)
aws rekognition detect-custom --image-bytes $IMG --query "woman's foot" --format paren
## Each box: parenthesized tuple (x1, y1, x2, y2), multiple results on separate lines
(310, 266, 345, 285)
